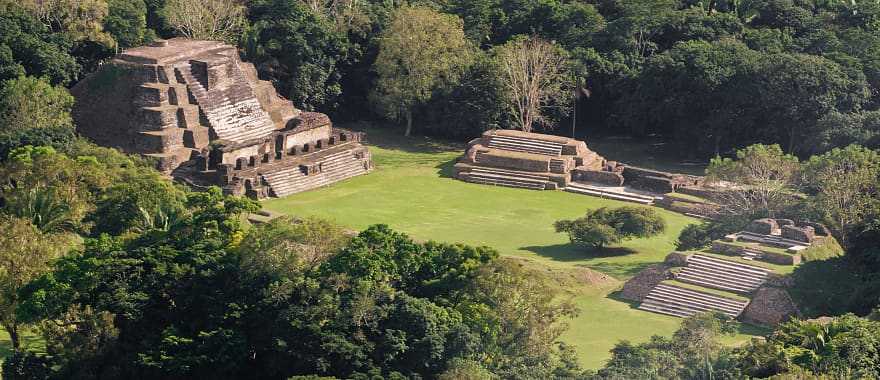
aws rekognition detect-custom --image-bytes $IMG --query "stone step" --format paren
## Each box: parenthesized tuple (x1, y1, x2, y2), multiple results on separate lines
(652, 284, 748, 310)
(564, 184, 654, 204)
(464, 173, 548, 190)
(675, 268, 763, 293)
(638, 302, 695, 318)
(490, 135, 565, 151)
(685, 261, 768, 284)
(266, 161, 367, 196)
(674, 273, 757, 294)
(645, 290, 742, 316)
(688, 254, 771, 276)
(468, 165, 553, 181)
(487, 139, 561, 156)
(640, 298, 739, 319)
(638, 284, 748, 318)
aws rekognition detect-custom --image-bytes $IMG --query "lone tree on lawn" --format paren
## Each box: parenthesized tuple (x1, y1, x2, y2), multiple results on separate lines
(371, 6, 472, 137)
(555, 206, 666, 249)
(495, 36, 574, 133)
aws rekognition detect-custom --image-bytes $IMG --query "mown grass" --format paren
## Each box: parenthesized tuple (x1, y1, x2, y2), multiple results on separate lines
(263, 127, 766, 369)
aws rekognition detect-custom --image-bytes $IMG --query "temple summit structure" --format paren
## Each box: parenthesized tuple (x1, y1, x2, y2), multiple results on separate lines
(71, 38, 372, 198)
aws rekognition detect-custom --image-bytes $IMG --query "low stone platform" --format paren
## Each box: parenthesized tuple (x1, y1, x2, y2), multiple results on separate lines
(454, 130, 605, 191)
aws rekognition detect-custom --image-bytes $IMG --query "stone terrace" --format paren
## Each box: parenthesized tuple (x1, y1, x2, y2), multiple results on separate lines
(71, 38, 372, 198)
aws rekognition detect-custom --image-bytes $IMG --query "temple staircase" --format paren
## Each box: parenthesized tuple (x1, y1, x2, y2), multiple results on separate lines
(487, 135, 564, 156)
(638, 283, 749, 318)
(262, 148, 369, 197)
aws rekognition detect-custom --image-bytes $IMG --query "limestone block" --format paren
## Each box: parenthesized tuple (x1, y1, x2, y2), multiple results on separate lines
(740, 287, 799, 326)
(183, 127, 210, 149)
(782, 225, 815, 243)
(574, 169, 624, 186)
(747, 218, 778, 235)
(620, 264, 672, 302)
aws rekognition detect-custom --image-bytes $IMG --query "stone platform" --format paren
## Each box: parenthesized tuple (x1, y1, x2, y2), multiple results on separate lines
(71, 38, 371, 198)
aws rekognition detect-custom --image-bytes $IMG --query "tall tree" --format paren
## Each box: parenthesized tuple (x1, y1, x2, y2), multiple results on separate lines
(706, 144, 800, 218)
(371, 6, 472, 136)
(161, 0, 245, 43)
(0, 217, 68, 351)
(494, 36, 573, 132)
(0, 76, 74, 133)
(802, 145, 880, 245)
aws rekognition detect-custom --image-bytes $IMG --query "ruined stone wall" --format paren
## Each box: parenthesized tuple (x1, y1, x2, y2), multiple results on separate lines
(573, 169, 624, 186)
(477, 149, 550, 172)
(620, 264, 673, 302)
(284, 125, 331, 150)
(71, 63, 143, 152)
(740, 286, 800, 326)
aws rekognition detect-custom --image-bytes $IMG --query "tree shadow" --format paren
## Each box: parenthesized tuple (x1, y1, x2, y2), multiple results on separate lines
(584, 262, 654, 279)
(522, 243, 637, 262)
(339, 122, 465, 155)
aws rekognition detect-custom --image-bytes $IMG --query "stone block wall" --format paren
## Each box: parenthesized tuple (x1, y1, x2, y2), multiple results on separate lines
(476, 149, 550, 172)
(782, 225, 815, 243)
(747, 218, 778, 235)
(620, 264, 673, 302)
(740, 287, 800, 326)
(573, 169, 624, 186)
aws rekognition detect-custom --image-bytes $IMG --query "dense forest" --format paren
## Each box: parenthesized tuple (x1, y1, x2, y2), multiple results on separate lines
(6, 0, 880, 156)
(3, 0, 880, 379)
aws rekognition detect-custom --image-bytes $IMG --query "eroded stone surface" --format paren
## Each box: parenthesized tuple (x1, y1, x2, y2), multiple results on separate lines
(71, 38, 371, 198)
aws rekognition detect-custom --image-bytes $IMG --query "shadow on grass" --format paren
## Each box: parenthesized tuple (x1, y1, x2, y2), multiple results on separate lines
(607, 290, 641, 309)
(523, 243, 637, 262)
(584, 261, 654, 279)
(0, 331, 45, 359)
(340, 122, 465, 155)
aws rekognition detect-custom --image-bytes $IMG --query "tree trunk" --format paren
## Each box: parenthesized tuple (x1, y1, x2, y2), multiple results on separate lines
(4, 322, 19, 351)
(404, 110, 413, 137)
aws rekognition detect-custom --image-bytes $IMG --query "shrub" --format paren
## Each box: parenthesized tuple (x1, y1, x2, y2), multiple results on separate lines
(675, 217, 751, 251)
(555, 206, 666, 249)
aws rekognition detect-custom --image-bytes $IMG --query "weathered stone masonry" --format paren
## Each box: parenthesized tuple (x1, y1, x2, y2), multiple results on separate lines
(71, 39, 371, 198)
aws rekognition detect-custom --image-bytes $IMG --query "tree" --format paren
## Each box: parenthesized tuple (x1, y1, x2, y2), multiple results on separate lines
(162, 0, 245, 43)
(494, 36, 573, 132)
(371, 6, 472, 136)
(0, 77, 74, 133)
(0, 3, 80, 86)
(801, 145, 880, 245)
(706, 144, 800, 218)
(244, 0, 349, 112)
(595, 312, 738, 379)
(555, 206, 666, 249)
(0, 217, 67, 351)
(21, 0, 114, 45)
(237, 215, 350, 277)
(104, 0, 155, 49)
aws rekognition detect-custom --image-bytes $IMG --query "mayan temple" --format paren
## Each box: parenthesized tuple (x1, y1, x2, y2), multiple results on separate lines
(71, 38, 372, 198)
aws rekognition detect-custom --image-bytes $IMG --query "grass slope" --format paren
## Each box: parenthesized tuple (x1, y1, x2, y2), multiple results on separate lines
(263, 128, 765, 369)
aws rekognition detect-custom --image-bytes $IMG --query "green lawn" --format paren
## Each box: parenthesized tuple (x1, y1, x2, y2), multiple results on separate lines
(263, 128, 766, 369)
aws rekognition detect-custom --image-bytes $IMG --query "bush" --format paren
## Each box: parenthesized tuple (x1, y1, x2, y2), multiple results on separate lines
(0, 126, 77, 161)
(2, 351, 51, 380)
(555, 206, 666, 249)
(676, 223, 714, 251)
(675, 217, 751, 251)
(554, 219, 619, 248)
(801, 236, 845, 262)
